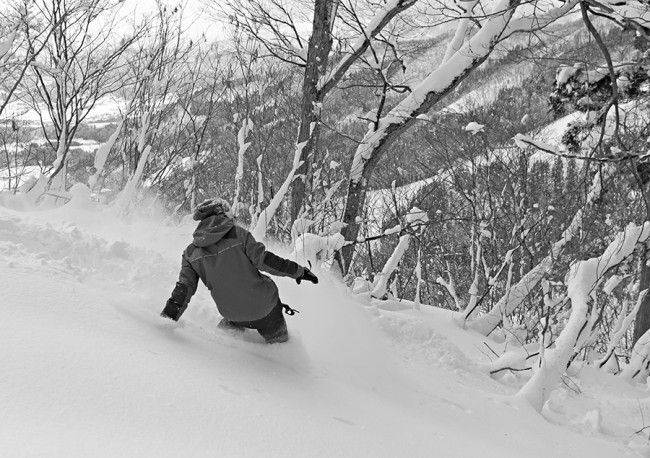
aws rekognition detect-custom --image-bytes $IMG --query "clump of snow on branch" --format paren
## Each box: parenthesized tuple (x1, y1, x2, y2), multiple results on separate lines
(371, 233, 409, 298)
(383, 224, 402, 236)
(371, 207, 428, 299)
(464, 122, 485, 135)
(89, 119, 124, 191)
(251, 123, 311, 240)
(555, 64, 579, 84)
(487, 349, 528, 376)
(405, 206, 429, 226)
(233, 118, 253, 217)
(436, 268, 462, 311)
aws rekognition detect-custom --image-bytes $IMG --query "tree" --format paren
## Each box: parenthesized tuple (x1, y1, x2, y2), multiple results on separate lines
(338, 0, 584, 272)
(0, 0, 62, 119)
(17, 0, 146, 201)
(220, 0, 418, 235)
(634, 246, 650, 345)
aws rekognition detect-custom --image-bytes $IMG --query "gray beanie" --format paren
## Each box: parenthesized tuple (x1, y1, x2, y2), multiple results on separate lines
(193, 198, 232, 221)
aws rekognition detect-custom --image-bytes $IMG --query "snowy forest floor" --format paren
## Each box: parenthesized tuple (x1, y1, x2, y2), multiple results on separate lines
(1, 201, 649, 457)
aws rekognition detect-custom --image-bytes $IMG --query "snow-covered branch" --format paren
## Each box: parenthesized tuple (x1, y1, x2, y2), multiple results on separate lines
(442, 0, 479, 64)
(620, 326, 650, 382)
(233, 118, 253, 218)
(89, 118, 124, 191)
(251, 137, 306, 240)
(318, 0, 418, 95)
(517, 223, 650, 411)
(414, 249, 423, 310)
(504, 0, 581, 36)
(112, 111, 152, 215)
(370, 207, 428, 299)
(513, 133, 644, 163)
(469, 167, 614, 336)
(349, 0, 517, 184)
(371, 233, 411, 298)
(596, 288, 649, 370)
(586, 0, 650, 34)
(436, 266, 462, 311)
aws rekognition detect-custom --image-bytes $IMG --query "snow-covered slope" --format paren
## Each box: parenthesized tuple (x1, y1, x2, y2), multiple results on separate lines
(0, 202, 647, 457)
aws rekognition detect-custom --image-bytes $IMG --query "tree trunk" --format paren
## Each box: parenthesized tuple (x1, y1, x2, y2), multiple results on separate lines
(290, 0, 336, 221)
(336, 0, 584, 274)
(288, 0, 419, 221)
(339, 56, 494, 271)
(634, 246, 650, 345)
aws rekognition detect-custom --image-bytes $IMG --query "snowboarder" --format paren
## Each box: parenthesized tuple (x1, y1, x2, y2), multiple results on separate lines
(161, 198, 319, 343)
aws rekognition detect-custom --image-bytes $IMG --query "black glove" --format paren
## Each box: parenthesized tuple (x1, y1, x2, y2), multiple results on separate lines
(161, 282, 189, 321)
(161, 299, 187, 321)
(296, 267, 318, 285)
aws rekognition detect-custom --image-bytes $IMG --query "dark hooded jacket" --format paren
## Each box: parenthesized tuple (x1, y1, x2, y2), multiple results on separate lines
(178, 214, 304, 322)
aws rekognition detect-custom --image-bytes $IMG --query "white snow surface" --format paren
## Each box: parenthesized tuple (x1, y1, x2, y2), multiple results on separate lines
(3, 95, 123, 126)
(0, 202, 648, 457)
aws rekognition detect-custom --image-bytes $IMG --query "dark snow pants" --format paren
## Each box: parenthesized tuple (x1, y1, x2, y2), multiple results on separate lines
(219, 300, 289, 344)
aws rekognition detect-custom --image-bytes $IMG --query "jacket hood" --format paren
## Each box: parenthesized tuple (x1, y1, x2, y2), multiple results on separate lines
(192, 214, 235, 247)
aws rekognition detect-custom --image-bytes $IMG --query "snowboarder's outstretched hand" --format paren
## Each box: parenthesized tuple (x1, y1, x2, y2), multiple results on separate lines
(161, 299, 185, 321)
(160, 283, 189, 321)
(296, 267, 318, 285)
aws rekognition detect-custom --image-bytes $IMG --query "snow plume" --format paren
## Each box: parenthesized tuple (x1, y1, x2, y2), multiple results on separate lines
(67, 184, 93, 210)
(517, 223, 650, 411)
(291, 217, 316, 241)
(292, 232, 345, 269)
(3, 204, 650, 455)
